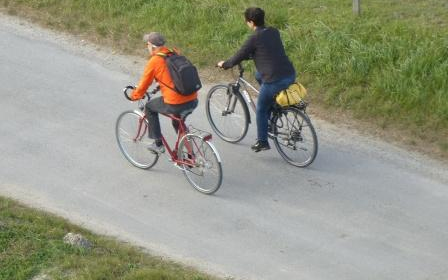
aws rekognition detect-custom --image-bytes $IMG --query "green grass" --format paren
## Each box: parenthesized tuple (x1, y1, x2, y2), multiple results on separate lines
(0, 197, 219, 280)
(1, 0, 448, 155)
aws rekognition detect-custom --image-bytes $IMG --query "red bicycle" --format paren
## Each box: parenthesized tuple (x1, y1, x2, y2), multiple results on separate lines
(115, 85, 223, 194)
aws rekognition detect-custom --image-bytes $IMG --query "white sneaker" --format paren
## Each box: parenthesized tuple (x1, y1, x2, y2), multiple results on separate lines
(147, 142, 165, 154)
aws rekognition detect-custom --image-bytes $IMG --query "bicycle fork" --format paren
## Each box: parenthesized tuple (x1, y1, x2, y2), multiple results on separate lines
(133, 116, 148, 142)
(222, 85, 239, 116)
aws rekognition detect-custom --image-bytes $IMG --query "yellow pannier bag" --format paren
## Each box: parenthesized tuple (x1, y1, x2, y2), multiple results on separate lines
(275, 82, 307, 107)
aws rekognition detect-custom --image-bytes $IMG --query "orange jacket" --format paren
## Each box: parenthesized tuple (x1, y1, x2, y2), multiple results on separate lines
(131, 47, 198, 104)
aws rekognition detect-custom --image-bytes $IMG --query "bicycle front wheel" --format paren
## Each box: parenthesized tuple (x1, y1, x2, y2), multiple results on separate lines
(272, 107, 318, 167)
(205, 85, 249, 143)
(116, 110, 159, 169)
(178, 134, 222, 194)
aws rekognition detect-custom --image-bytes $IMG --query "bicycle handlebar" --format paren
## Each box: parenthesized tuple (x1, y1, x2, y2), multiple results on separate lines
(123, 86, 135, 101)
(237, 63, 244, 76)
(123, 85, 160, 101)
(216, 63, 245, 78)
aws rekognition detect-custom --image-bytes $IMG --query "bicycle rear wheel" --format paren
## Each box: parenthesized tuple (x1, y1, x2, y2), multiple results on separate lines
(178, 134, 222, 194)
(116, 110, 159, 169)
(272, 107, 318, 167)
(205, 84, 249, 143)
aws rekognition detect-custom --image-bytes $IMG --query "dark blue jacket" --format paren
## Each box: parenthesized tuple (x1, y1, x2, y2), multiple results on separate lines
(223, 26, 295, 83)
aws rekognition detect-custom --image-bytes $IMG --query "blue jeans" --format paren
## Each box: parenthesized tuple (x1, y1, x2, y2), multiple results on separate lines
(255, 72, 296, 142)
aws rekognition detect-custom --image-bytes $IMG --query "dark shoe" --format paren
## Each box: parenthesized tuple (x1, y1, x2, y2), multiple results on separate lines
(251, 140, 270, 152)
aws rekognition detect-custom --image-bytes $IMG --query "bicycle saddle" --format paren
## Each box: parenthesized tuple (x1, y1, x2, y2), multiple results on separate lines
(170, 107, 195, 120)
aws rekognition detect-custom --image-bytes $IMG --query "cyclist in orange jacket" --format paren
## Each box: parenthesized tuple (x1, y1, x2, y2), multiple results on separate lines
(131, 32, 198, 153)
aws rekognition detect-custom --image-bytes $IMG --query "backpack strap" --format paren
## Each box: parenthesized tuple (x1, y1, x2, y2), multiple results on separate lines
(154, 48, 178, 93)
(156, 52, 167, 57)
(155, 78, 177, 93)
(155, 48, 176, 58)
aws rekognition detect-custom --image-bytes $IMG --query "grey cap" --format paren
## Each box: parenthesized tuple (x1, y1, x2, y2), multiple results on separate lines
(143, 32, 166, 47)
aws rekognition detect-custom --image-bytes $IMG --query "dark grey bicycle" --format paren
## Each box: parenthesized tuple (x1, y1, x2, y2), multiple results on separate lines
(205, 64, 318, 167)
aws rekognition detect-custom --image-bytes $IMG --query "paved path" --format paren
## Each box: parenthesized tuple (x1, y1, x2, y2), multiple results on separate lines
(1, 15, 447, 280)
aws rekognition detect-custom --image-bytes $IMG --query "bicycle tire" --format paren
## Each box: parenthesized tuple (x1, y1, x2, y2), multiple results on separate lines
(272, 107, 318, 167)
(205, 84, 249, 143)
(115, 110, 159, 169)
(178, 134, 223, 194)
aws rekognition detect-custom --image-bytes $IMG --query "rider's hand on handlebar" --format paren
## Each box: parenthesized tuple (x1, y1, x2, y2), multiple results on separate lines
(216, 61, 225, 68)
(130, 90, 140, 101)
(124, 84, 160, 101)
(123, 85, 139, 101)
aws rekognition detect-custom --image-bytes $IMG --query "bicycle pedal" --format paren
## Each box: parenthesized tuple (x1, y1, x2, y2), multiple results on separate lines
(173, 163, 184, 170)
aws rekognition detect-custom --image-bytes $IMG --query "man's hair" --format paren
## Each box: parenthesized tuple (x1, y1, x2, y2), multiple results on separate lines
(244, 7, 265, 26)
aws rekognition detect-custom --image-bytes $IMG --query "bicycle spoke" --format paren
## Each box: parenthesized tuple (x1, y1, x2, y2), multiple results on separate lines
(120, 138, 134, 143)
(206, 85, 249, 143)
(210, 102, 246, 126)
(119, 128, 132, 138)
(178, 134, 222, 194)
(273, 107, 318, 167)
(115, 111, 159, 169)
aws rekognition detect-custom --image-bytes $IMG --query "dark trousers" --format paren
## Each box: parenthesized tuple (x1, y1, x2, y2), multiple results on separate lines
(255, 72, 296, 142)
(145, 97, 198, 139)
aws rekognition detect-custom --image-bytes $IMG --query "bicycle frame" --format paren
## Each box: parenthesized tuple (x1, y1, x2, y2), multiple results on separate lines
(133, 110, 200, 167)
(226, 65, 311, 143)
(229, 64, 308, 116)
(236, 77, 259, 113)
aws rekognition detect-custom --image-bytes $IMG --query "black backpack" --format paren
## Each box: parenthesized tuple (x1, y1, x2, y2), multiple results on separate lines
(156, 50, 202, 95)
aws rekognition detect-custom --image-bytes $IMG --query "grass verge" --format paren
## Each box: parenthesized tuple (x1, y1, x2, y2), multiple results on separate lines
(0, 196, 220, 280)
(1, 0, 447, 158)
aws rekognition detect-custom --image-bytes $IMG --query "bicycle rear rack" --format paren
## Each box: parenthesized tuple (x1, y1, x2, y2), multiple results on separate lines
(188, 126, 212, 141)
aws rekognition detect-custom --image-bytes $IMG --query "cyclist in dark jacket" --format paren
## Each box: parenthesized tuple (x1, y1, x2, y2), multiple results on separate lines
(218, 7, 296, 152)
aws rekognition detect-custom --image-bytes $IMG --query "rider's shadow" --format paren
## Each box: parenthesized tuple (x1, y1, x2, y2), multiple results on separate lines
(211, 132, 365, 202)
